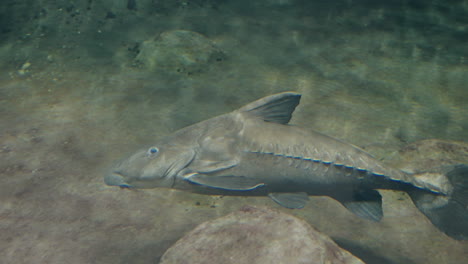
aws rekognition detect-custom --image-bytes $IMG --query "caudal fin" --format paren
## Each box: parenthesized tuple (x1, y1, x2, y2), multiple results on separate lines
(408, 165, 468, 240)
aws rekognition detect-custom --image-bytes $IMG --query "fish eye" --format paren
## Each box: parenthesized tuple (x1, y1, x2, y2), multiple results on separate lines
(148, 147, 159, 155)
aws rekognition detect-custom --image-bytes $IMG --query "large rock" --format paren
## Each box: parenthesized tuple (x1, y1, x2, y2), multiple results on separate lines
(160, 206, 365, 264)
(396, 139, 468, 172)
(135, 30, 225, 74)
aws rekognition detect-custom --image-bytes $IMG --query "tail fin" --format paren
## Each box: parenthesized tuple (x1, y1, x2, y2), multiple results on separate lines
(408, 165, 468, 240)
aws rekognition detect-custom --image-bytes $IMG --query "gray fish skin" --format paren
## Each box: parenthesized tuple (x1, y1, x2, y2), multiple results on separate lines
(105, 92, 467, 239)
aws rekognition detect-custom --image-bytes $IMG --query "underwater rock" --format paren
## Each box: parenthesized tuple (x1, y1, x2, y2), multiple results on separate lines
(135, 30, 225, 74)
(397, 139, 468, 172)
(393, 139, 468, 196)
(160, 206, 365, 264)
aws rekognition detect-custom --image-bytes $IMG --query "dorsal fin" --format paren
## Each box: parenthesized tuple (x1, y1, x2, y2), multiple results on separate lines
(238, 92, 301, 124)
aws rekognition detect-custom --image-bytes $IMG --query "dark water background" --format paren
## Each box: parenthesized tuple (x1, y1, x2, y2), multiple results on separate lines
(0, 1, 467, 263)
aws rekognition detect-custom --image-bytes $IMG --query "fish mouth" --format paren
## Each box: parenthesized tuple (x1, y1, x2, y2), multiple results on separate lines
(104, 172, 132, 188)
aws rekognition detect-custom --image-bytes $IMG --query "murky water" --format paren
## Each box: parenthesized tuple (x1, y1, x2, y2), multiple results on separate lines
(1, 1, 467, 263)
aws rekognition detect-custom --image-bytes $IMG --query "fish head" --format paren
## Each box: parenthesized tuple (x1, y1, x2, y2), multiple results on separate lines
(104, 144, 195, 189)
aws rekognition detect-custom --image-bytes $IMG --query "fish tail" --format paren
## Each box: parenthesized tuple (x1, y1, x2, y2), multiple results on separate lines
(408, 165, 468, 240)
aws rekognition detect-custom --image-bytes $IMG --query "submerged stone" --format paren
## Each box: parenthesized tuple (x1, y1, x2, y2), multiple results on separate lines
(135, 30, 225, 74)
(397, 139, 468, 171)
(160, 206, 365, 264)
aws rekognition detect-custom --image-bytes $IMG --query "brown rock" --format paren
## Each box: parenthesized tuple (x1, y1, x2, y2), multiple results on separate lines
(160, 206, 365, 264)
(135, 30, 225, 74)
(396, 139, 468, 172)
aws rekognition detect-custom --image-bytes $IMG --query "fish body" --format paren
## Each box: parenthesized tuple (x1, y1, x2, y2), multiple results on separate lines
(105, 92, 467, 239)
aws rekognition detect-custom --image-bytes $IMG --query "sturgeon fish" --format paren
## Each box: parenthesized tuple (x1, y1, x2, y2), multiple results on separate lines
(105, 92, 467, 240)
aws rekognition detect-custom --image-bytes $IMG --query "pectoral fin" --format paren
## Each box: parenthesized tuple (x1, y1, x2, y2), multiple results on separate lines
(184, 173, 265, 191)
(341, 189, 383, 222)
(268, 192, 309, 209)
